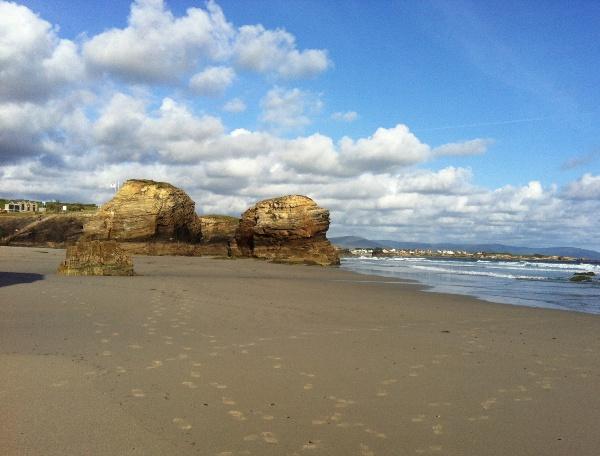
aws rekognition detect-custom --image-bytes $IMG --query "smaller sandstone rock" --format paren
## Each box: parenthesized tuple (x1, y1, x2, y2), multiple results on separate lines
(58, 240, 134, 276)
(236, 195, 339, 266)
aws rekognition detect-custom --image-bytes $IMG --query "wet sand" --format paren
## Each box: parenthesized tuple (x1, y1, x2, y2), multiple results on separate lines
(1, 246, 599, 455)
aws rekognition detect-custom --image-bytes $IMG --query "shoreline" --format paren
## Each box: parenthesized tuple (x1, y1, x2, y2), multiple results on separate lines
(1, 246, 600, 455)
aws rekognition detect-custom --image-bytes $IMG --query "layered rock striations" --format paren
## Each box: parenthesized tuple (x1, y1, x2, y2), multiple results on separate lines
(83, 179, 201, 254)
(0, 214, 88, 247)
(57, 240, 134, 276)
(4, 180, 340, 266)
(236, 195, 340, 266)
(196, 215, 240, 256)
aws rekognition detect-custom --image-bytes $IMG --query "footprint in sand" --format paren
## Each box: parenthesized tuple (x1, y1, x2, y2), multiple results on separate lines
(210, 382, 228, 389)
(432, 424, 443, 435)
(365, 428, 386, 439)
(228, 410, 247, 421)
(302, 440, 321, 450)
(222, 396, 236, 405)
(172, 417, 192, 430)
(182, 381, 198, 389)
(360, 443, 375, 456)
(131, 389, 145, 397)
(480, 398, 497, 410)
(411, 414, 426, 423)
(303, 383, 314, 390)
(300, 372, 316, 378)
(261, 431, 278, 444)
(146, 360, 163, 369)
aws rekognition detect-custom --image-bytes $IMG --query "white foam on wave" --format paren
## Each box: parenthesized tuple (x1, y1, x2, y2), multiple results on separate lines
(410, 265, 547, 281)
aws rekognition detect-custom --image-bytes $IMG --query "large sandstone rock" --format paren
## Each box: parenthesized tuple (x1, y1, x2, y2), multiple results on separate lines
(236, 195, 339, 266)
(57, 240, 134, 276)
(84, 179, 200, 247)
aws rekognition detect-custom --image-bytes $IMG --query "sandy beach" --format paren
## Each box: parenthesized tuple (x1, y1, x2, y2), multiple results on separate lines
(1, 246, 599, 455)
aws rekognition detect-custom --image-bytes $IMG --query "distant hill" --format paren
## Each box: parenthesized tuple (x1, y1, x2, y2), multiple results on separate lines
(330, 236, 600, 260)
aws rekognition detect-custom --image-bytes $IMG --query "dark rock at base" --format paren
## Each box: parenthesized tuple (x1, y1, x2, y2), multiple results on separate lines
(57, 240, 134, 276)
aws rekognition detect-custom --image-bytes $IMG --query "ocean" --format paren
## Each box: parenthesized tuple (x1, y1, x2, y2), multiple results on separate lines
(341, 256, 600, 315)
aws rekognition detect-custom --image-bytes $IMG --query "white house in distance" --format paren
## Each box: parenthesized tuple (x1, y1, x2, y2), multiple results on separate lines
(3, 200, 44, 213)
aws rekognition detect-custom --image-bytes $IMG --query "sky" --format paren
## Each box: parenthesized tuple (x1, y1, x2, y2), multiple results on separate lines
(1, 0, 599, 249)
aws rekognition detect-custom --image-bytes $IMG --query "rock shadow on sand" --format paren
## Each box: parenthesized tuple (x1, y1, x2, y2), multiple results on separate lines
(0, 272, 44, 288)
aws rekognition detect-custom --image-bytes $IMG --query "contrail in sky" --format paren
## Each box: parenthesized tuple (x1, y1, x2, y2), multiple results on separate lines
(417, 115, 552, 132)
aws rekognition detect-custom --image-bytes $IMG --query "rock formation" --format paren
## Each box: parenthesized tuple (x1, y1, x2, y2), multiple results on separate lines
(57, 240, 134, 276)
(83, 179, 201, 253)
(196, 215, 240, 256)
(236, 195, 340, 266)
(0, 214, 87, 247)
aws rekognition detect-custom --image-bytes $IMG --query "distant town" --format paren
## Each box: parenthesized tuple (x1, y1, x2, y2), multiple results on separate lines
(0, 198, 97, 214)
(341, 247, 577, 263)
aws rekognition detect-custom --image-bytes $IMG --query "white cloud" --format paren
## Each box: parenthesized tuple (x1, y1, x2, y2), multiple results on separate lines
(234, 25, 330, 78)
(339, 124, 431, 172)
(92, 94, 224, 163)
(260, 87, 322, 132)
(222, 98, 246, 113)
(83, 0, 329, 84)
(564, 173, 600, 200)
(331, 111, 358, 122)
(433, 138, 493, 156)
(83, 0, 234, 83)
(190, 66, 235, 95)
(0, 1, 84, 102)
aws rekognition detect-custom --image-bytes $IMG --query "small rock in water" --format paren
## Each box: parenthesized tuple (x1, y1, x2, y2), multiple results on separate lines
(569, 272, 595, 282)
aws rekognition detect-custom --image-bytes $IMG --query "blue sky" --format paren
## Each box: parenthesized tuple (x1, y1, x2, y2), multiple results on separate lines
(1, 0, 600, 248)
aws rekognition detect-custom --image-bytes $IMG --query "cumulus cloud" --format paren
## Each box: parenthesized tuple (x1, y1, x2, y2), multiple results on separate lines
(260, 87, 323, 132)
(83, 0, 234, 83)
(234, 25, 330, 78)
(432, 138, 493, 156)
(331, 111, 358, 122)
(222, 98, 246, 113)
(563, 173, 600, 200)
(189, 66, 235, 95)
(0, 1, 84, 102)
(339, 124, 431, 172)
(82, 0, 328, 85)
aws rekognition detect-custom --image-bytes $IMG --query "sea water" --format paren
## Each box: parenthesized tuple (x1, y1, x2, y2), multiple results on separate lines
(341, 256, 600, 315)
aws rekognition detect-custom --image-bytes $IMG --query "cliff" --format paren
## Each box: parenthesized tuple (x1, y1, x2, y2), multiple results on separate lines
(0, 214, 87, 247)
(236, 195, 339, 266)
